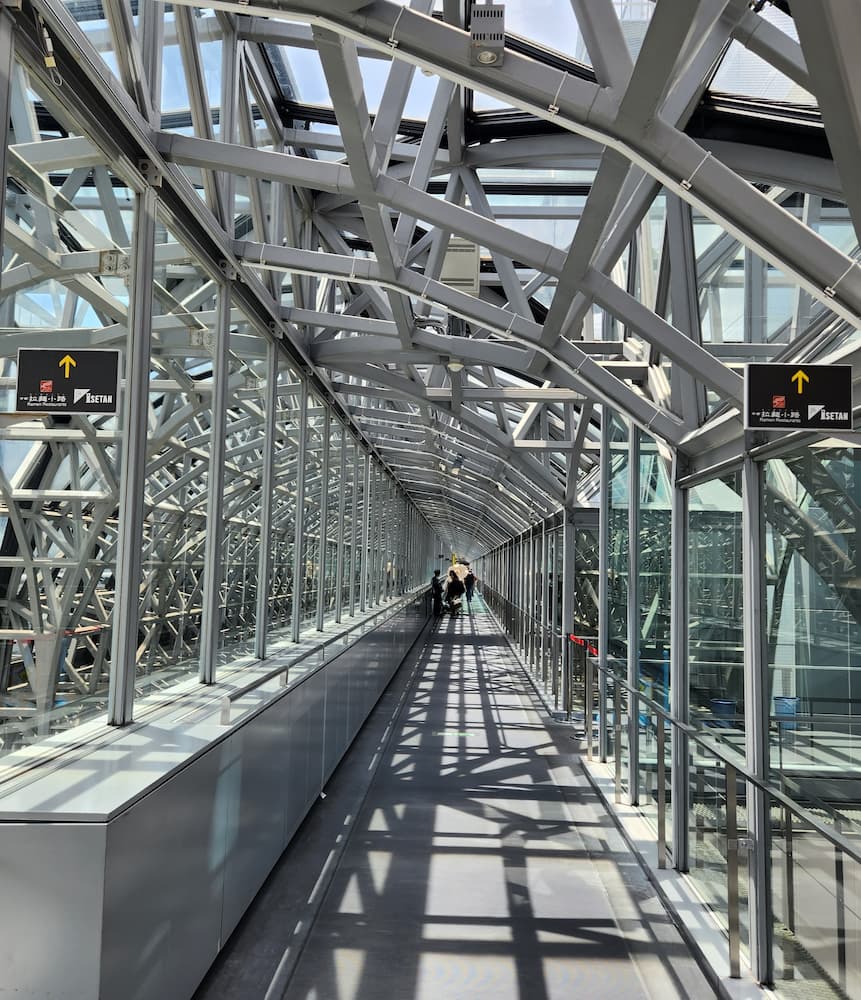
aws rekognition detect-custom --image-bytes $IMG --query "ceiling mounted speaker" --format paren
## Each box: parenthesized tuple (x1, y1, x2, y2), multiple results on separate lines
(469, 3, 505, 67)
(440, 237, 480, 296)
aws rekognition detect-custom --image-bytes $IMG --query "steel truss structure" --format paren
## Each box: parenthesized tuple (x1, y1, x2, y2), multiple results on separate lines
(0, 0, 860, 985)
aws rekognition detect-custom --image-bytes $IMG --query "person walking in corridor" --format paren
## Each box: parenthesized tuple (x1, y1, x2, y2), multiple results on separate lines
(464, 567, 476, 609)
(430, 569, 444, 616)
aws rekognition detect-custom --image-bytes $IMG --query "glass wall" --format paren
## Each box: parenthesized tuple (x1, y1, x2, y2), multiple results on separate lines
(138, 228, 219, 687)
(0, 63, 134, 749)
(268, 365, 300, 639)
(301, 397, 325, 628)
(764, 445, 861, 991)
(323, 419, 343, 620)
(688, 473, 745, 731)
(636, 434, 672, 833)
(218, 320, 269, 661)
(0, 278, 432, 756)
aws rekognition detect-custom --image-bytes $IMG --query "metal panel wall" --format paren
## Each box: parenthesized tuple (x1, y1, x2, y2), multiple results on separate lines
(0, 824, 106, 1000)
(0, 595, 429, 1000)
(101, 594, 430, 1000)
(100, 744, 228, 1000)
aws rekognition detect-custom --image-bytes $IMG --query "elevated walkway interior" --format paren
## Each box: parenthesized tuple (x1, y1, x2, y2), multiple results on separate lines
(195, 598, 714, 1000)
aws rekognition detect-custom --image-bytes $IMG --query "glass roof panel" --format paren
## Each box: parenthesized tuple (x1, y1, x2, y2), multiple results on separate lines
(710, 10, 815, 104)
(281, 46, 329, 105)
(503, 0, 587, 62)
(711, 41, 815, 104)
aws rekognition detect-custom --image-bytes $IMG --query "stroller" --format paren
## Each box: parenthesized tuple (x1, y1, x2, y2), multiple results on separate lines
(447, 593, 463, 617)
(445, 573, 465, 616)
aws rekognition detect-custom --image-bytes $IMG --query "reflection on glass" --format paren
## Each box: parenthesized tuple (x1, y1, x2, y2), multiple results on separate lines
(771, 806, 861, 997)
(301, 398, 325, 626)
(268, 364, 300, 638)
(686, 749, 750, 953)
(215, 322, 268, 663)
(637, 434, 671, 831)
(688, 473, 744, 737)
(0, 95, 133, 752)
(323, 420, 342, 622)
(137, 227, 215, 689)
(763, 445, 861, 992)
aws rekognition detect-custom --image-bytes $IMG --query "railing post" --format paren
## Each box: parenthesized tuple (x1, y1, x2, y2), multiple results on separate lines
(835, 816, 847, 993)
(657, 717, 666, 869)
(783, 803, 794, 933)
(726, 762, 741, 979)
(585, 656, 594, 761)
(614, 675, 622, 805)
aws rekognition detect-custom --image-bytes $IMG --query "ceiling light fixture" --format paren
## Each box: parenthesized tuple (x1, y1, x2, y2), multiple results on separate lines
(447, 357, 464, 373)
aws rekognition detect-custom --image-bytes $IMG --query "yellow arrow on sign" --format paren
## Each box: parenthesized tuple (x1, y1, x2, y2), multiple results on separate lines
(791, 368, 809, 394)
(58, 354, 76, 378)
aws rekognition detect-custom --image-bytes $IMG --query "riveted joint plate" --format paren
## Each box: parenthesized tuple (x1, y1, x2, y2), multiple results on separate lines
(138, 158, 162, 188)
(218, 260, 238, 282)
(99, 250, 131, 277)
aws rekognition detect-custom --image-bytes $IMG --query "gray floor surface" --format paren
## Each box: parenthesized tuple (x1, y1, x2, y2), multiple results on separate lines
(194, 599, 715, 1000)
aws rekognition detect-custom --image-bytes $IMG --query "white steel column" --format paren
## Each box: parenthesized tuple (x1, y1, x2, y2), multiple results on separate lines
(334, 430, 347, 624)
(742, 444, 774, 985)
(627, 420, 640, 804)
(540, 521, 548, 685)
(107, 179, 157, 725)
(369, 464, 378, 605)
(0, 4, 15, 270)
(140, 0, 164, 121)
(359, 451, 370, 612)
(670, 452, 690, 870)
(561, 512, 575, 716)
(199, 273, 232, 684)
(291, 381, 309, 643)
(349, 440, 359, 616)
(316, 408, 331, 631)
(598, 412, 610, 760)
(375, 469, 384, 604)
(254, 338, 278, 660)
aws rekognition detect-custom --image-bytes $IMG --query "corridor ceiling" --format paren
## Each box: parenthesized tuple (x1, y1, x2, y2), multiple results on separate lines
(10, 0, 861, 556)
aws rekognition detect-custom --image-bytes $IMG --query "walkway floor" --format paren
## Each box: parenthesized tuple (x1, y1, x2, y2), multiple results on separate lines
(195, 598, 714, 1000)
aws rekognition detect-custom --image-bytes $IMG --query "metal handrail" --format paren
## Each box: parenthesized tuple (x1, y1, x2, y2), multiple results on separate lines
(481, 586, 567, 635)
(591, 659, 861, 985)
(592, 661, 861, 866)
(219, 588, 426, 725)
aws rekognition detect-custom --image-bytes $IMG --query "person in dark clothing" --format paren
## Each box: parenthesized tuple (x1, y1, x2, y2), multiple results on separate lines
(464, 569, 476, 607)
(445, 569, 465, 615)
(430, 569, 444, 616)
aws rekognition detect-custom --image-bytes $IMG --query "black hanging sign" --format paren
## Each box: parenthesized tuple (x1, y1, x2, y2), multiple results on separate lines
(15, 349, 120, 414)
(744, 363, 853, 431)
